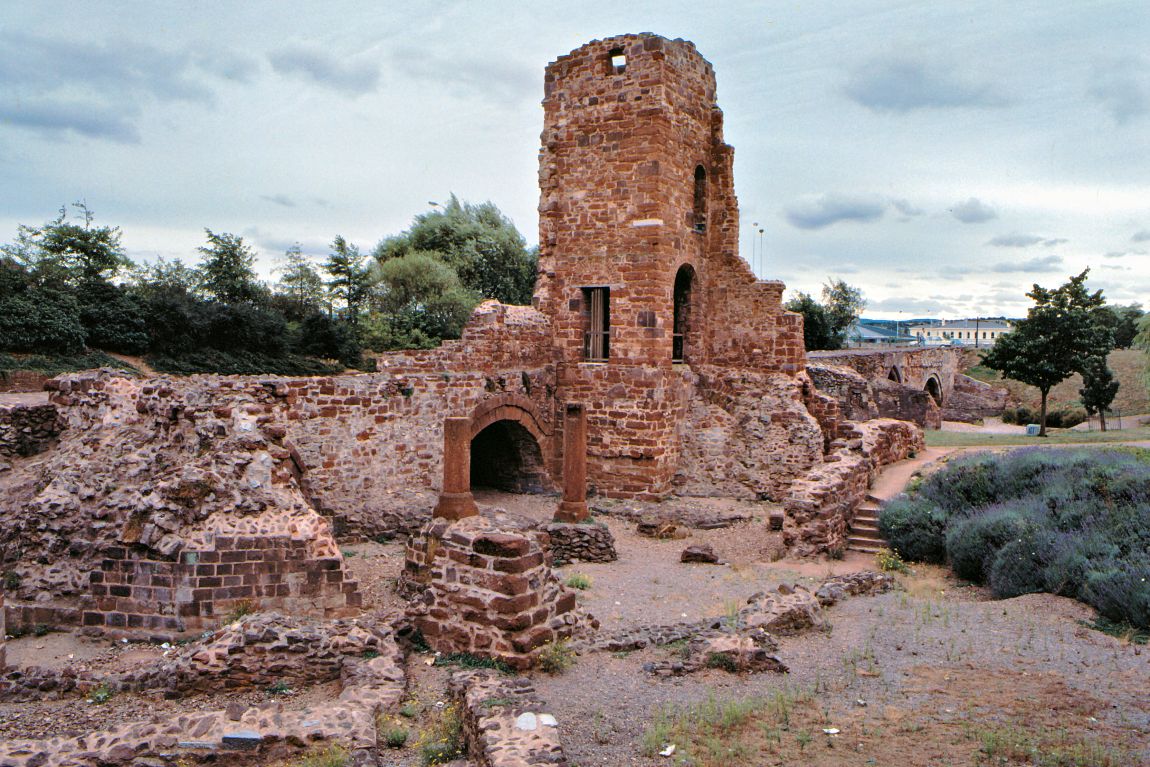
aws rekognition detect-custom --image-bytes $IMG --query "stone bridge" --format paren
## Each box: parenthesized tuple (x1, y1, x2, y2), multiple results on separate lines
(809, 347, 960, 406)
(807, 347, 1006, 426)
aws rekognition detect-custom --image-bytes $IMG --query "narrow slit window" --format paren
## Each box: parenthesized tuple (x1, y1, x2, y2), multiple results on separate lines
(583, 287, 610, 361)
(692, 165, 707, 232)
(608, 48, 627, 74)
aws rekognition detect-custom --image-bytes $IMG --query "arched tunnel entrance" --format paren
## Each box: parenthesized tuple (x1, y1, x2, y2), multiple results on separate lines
(470, 419, 550, 494)
(925, 376, 943, 406)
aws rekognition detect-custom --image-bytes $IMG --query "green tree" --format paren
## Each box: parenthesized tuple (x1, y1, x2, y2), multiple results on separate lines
(196, 229, 262, 304)
(365, 252, 478, 350)
(784, 278, 866, 351)
(324, 236, 373, 326)
(374, 196, 536, 305)
(983, 270, 1112, 436)
(275, 244, 327, 319)
(1078, 356, 1119, 431)
(1105, 304, 1144, 349)
(0, 203, 130, 286)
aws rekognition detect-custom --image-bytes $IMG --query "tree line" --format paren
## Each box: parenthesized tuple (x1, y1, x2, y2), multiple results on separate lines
(0, 197, 537, 374)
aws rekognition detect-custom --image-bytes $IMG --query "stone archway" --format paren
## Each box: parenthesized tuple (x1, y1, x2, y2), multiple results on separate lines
(887, 366, 902, 384)
(470, 420, 549, 493)
(925, 375, 943, 406)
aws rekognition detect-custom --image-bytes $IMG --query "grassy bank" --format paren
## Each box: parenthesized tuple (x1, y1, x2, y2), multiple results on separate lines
(926, 426, 1150, 448)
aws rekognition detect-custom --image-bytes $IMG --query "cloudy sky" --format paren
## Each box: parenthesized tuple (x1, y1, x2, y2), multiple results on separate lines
(3, 0, 1148, 319)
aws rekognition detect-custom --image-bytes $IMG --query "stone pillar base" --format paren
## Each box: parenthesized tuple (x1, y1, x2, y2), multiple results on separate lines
(433, 491, 479, 521)
(553, 499, 589, 523)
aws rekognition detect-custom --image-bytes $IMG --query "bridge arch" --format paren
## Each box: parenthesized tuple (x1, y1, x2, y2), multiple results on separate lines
(924, 375, 943, 406)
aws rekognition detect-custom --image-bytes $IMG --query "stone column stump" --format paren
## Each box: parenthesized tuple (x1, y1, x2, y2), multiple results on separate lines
(405, 516, 590, 670)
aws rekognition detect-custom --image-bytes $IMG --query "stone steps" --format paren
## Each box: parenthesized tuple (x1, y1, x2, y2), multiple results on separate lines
(848, 500, 886, 553)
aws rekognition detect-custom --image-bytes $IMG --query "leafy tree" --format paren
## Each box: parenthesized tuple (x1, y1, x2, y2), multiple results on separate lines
(374, 196, 536, 305)
(365, 251, 478, 349)
(0, 203, 129, 286)
(0, 258, 85, 353)
(274, 245, 327, 320)
(196, 229, 263, 304)
(324, 236, 372, 326)
(77, 281, 149, 354)
(294, 312, 360, 366)
(983, 270, 1112, 436)
(1104, 304, 1144, 349)
(127, 257, 201, 299)
(784, 278, 866, 350)
(1078, 356, 1119, 431)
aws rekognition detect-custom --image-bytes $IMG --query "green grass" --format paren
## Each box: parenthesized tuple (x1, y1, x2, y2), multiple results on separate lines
(925, 426, 1150, 448)
(0, 350, 140, 378)
(564, 573, 592, 590)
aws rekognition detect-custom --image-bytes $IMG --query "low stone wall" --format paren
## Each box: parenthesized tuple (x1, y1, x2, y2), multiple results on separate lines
(0, 401, 62, 458)
(1, 612, 390, 702)
(539, 521, 617, 566)
(783, 419, 923, 556)
(88, 521, 360, 636)
(0, 617, 406, 766)
(406, 515, 588, 669)
(450, 669, 568, 766)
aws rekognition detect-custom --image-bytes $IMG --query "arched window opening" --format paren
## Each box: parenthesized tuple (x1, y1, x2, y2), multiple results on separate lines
(692, 165, 707, 233)
(673, 264, 696, 362)
(470, 420, 549, 494)
(887, 367, 902, 384)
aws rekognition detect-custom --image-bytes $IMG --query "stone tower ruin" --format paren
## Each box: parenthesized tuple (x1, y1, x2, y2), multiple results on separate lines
(536, 34, 811, 498)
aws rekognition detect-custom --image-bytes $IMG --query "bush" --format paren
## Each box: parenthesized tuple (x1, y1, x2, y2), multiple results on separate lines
(537, 639, 575, 674)
(987, 533, 1050, 598)
(945, 507, 1032, 584)
(878, 497, 947, 563)
(77, 281, 149, 354)
(1081, 557, 1150, 629)
(0, 286, 85, 354)
(891, 448, 1150, 629)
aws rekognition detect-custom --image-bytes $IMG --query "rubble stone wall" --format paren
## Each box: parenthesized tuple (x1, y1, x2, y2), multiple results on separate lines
(784, 419, 923, 556)
(943, 372, 1009, 422)
(0, 401, 63, 457)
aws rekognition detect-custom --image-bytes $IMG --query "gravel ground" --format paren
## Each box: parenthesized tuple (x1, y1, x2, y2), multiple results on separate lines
(4, 486, 1147, 767)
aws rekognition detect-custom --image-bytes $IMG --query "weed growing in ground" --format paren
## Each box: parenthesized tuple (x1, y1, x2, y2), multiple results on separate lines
(704, 651, 738, 672)
(875, 548, 910, 574)
(538, 639, 576, 674)
(415, 703, 464, 766)
(1080, 617, 1149, 644)
(265, 680, 292, 696)
(290, 745, 350, 767)
(225, 599, 254, 624)
(564, 573, 592, 590)
(974, 724, 1131, 767)
(383, 726, 409, 749)
(432, 652, 512, 674)
(88, 683, 114, 704)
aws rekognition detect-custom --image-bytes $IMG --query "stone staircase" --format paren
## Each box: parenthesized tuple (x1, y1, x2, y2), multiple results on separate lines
(847, 494, 886, 553)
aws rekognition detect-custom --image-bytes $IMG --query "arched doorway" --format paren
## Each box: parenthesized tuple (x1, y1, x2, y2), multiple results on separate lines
(925, 376, 943, 405)
(673, 264, 697, 362)
(470, 420, 550, 493)
(887, 366, 902, 383)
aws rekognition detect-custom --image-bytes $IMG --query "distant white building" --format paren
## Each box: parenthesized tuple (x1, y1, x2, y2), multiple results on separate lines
(908, 319, 1012, 347)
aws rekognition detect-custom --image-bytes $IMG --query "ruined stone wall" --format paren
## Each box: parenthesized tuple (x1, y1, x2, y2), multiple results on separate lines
(0, 401, 63, 458)
(943, 373, 1009, 422)
(0, 370, 52, 393)
(784, 419, 924, 556)
(674, 366, 824, 500)
(0, 371, 361, 636)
